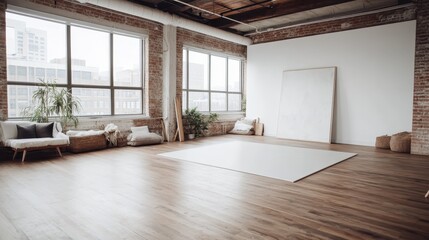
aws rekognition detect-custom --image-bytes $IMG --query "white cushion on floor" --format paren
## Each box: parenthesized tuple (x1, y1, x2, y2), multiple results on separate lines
(131, 126, 149, 134)
(127, 132, 163, 146)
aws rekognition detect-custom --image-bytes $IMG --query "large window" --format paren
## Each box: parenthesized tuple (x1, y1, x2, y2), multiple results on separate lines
(6, 12, 145, 118)
(182, 48, 243, 112)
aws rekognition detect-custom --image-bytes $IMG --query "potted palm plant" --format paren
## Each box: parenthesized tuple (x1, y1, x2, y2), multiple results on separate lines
(22, 79, 81, 128)
(184, 107, 218, 139)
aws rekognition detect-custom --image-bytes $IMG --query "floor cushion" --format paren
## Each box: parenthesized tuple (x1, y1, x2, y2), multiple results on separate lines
(127, 132, 163, 146)
(375, 135, 391, 149)
(390, 132, 411, 153)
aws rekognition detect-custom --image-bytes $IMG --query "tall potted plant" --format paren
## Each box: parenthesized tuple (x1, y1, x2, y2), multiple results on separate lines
(184, 107, 218, 139)
(22, 79, 81, 128)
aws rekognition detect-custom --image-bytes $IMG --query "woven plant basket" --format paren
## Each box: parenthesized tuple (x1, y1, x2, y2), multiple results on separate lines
(68, 134, 107, 153)
(390, 132, 411, 153)
(375, 135, 391, 149)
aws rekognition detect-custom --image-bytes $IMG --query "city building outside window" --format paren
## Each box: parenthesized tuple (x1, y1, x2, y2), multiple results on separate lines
(182, 47, 243, 113)
(6, 12, 145, 118)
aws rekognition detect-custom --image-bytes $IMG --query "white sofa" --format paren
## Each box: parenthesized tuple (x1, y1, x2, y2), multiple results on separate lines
(0, 121, 69, 162)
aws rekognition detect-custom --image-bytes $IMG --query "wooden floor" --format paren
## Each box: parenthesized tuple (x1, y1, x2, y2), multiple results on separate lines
(0, 135, 428, 240)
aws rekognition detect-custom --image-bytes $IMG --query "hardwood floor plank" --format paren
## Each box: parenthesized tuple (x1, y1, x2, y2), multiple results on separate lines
(0, 135, 428, 239)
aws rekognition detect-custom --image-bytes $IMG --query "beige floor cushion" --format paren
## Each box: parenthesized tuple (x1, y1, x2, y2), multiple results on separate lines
(390, 132, 411, 153)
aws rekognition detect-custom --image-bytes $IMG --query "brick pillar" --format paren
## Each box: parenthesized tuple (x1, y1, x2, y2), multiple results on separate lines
(0, 1, 7, 120)
(411, 0, 429, 155)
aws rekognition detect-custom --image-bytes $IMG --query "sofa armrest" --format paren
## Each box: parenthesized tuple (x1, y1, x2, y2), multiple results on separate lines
(54, 132, 70, 144)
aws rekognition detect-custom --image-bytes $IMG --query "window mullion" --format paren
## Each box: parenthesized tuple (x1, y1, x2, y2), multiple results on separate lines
(186, 48, 189, 111)
(66, 25, 71, 92)
(226, 57, 229, 111)
(141, 39, 144, 115)
(110, 33, 114, 116)
(241, 60, 243, 111)
(208, 54, 211, 112)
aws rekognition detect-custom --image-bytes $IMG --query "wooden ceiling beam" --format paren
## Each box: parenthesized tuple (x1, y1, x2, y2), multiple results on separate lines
(130, 0, 165, 8)
(159, 0, 213, 12)
(208, 0, 354, 28)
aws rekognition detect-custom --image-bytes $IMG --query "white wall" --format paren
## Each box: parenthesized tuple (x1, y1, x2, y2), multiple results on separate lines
(247, 21, 416, 146)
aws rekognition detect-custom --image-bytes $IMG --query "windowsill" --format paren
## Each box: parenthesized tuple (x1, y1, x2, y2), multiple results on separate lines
(77, 112, 245, 122)
(7, 112, 244, 123)
(77, 114, 151, 122)
(199, 112, 245, 121)
(6, 114, 151, 122)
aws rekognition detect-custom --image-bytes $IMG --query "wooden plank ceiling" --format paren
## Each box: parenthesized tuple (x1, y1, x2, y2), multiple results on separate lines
(129, 0, 412, 35)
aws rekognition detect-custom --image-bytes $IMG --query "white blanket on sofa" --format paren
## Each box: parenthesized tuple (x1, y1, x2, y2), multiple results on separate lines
(4, 135, 69, 149)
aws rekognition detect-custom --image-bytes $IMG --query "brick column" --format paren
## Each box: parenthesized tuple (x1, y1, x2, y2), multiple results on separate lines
(0, 1, 7, 120)
(412, 0, 429, 155)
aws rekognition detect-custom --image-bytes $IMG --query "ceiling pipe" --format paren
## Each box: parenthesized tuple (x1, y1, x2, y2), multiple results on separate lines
(73, 0, 252, 45)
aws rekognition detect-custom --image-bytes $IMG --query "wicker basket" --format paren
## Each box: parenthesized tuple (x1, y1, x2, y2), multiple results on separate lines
(68, 134, 107, 153)
(375, 135, 391, 149)
(390, 132, 411, 153)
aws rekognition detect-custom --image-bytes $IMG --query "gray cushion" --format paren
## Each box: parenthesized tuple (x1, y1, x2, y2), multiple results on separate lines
(36, 123, 54, 138)
(17, 124, 37, 139)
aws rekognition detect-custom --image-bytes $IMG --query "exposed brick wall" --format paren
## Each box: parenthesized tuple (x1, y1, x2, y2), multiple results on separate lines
(133, 118, 165, 136)
(0, 1, 6, 120)
(250, 6, 416, 44)
(0, 0, 163, 119)
(31, 0, 164, 117)
(248, 4, 429, 155)
(176, 27, 247, 98)
(412, 0, 429, 155)
(176, 28, 247, 135)
(206, 121, 236, 136)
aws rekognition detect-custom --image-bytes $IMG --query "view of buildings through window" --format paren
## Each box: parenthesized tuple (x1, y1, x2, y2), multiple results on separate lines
(6, 12, 144, 117)
(182, 48, 243, 112)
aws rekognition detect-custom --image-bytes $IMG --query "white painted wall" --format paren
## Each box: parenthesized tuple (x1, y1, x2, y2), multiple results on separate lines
(247, 21, 416, 146)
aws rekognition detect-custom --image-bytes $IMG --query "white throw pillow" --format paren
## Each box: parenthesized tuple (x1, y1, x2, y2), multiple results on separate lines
(0, 121, 34, 141)
(235, 122, 253, 131)
(53, 122, 62, 137)
(131, 126, 149, 134)
(239, 117, 256, 126)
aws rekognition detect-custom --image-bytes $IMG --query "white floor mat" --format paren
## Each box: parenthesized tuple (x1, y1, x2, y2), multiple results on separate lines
(159, 141, 357, 182)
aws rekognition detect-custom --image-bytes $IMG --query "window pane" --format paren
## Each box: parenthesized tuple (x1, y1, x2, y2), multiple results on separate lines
(188, 91, 209, 111)
(71, 26, 109, 86)
(228, 59, 241, 92)
(210, 55, 226, 91)
(189, 51, 208, 90)
(228, 94, 242, 111)
(73, 88, 111, 115)
(114, 35, 142, 87)
(114, 90, 142, 114)
(6, 12, 67, 84)
(211, 92, 226, 111)
(7, 85, 37, 117)
(182, 49, 187, 89)
(182, 91, 187, 111)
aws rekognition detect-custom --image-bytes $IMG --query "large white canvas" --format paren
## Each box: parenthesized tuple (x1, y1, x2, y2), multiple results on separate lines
(159, 141, 356, 182)
(277, 67, 336, 143)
